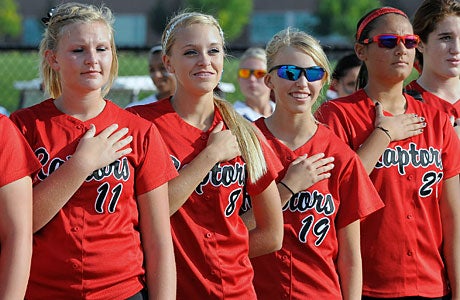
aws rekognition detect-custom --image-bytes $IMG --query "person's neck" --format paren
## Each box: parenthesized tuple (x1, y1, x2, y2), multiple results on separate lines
(156, 91, 172, 100)
(417, 72, 460, 103)
(265, 108, 317, 150)
(245, 95, 273, 117)
(364, 82, 406, 115)
(54, 91, 106, 121)
(170, 90, 215, 131)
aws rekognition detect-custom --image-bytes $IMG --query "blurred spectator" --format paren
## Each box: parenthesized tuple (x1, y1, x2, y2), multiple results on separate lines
(234, 47, 275, 121)
(326, 53, 361, 100)
(126, 45, 176, 107)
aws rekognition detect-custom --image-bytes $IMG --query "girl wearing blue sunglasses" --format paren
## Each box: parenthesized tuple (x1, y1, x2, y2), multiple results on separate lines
(317, 6, 460, 300)
(247, 27, 384, 300)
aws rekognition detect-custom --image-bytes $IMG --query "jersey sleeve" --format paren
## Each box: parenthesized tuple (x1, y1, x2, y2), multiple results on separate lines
(439, 113, 460, 179)
(315, 101, 354, 147)
(335, 153, 384, 229)
(0, 115, 41, 187)
(134, 123, 178, 195)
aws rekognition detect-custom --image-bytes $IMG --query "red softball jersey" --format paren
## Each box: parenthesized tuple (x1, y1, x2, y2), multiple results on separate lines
(128, 98, 282, 300)
(315, 89, 460, 298)
(10, 99, 178, 300)
(0, 114, 40, 187)
(406, 80, 460, 121)
(250, 119, 384, 300)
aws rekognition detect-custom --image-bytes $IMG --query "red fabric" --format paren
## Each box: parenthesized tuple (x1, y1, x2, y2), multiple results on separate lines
(315, 89, 460, 298)
(406, 80, 460, 120)
(128, 98, 281, 299)
(251, 120, 383, 299)
(0, 114, 40, 187)
(11, 99, 177, 299)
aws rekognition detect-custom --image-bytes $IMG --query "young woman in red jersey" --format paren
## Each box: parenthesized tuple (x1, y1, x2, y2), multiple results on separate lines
(128, 11, 284, 299)
(0, 115, 40, 299)
(246, 27, 383, 300)
(316, 6, 460, 299)
(406, 0, 460, 138)
(10, 3, 177, 299)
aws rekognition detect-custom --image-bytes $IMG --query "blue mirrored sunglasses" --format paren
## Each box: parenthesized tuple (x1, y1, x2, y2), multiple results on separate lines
(268, 65, 325, 82)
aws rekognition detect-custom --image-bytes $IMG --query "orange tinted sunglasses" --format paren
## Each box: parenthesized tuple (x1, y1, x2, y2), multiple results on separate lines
(238, 68, 267, 79)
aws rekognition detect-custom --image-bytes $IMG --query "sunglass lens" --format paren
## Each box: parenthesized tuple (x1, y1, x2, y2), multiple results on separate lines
(404, 38, 418, 49)
(278, 66, 301, 81)
(379, 36, 398, 48)
(306, 67, 325, 82)
(238, 69, 250, 78)
(253, 70, 266, 78)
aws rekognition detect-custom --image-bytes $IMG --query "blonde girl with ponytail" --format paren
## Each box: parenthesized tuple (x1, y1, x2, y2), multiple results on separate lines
(127, 11, 283, 299)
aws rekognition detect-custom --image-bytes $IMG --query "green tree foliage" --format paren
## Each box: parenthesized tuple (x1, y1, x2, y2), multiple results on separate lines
(315, 0, 381, 41)
(0, 0, 22, 40)
(185, 0, 253, 41)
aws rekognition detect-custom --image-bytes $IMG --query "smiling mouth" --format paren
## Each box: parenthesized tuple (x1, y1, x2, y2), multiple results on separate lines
(290, 92, 311, 100)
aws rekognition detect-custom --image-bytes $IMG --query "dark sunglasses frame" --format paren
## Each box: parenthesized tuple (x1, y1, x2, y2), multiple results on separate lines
(238, 68, 267, 79)
(268, 65, 325, 82)
(361, 34, 420, 49)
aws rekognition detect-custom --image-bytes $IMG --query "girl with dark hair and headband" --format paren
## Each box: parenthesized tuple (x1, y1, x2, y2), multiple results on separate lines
(316, 7, 460, 299)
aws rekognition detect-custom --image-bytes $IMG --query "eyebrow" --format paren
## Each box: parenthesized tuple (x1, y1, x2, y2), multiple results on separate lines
(437, 31, 454, 36)
(180, 41, 222, 48)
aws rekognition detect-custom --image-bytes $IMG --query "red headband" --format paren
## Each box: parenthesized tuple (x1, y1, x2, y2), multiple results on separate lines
(356, 7, 408, 41)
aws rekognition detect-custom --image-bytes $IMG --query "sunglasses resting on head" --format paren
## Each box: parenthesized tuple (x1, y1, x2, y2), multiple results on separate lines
(361, 34, 420, 49)
(238, 68, 267, 79)
(269, 65, 325, 82)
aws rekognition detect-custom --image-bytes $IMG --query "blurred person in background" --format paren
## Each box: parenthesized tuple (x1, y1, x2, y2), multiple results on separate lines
(126, 44, 176, 108)
(326, 53, 361, 100)
(234, 47, 275, 121)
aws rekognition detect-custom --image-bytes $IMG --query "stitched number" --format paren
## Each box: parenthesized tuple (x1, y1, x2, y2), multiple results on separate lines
(299, 215, 330, 246)
(95, 182, 123, 213)
(299, 215, 314, 243)
(225, 188, 242, 217)
(313, 217, 330, 246)
(420, 171, 443, 198)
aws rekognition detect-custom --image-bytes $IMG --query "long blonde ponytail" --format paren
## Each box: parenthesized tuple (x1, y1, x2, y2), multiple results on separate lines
(214, 98, 267, 184)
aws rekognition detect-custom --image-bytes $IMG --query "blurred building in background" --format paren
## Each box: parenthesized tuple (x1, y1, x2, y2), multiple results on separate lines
(15, 0, 423, 49)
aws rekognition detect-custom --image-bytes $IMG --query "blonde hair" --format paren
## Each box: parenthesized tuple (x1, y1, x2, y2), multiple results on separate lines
(266, 27, 331, 86)
(239, 47, 267, 67)
(162, 12, 267, 183)
(39, 2, 118, 98)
